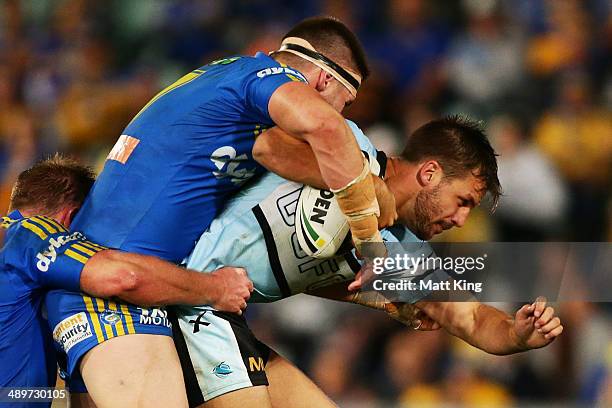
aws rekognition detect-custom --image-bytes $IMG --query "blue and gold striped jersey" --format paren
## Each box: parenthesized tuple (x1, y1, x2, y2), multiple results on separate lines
(0, 210, 103, 391)
(73, 52, 307, 262)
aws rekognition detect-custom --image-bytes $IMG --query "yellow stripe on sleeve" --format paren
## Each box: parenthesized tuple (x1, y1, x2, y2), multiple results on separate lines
(71, 243, 97, 257)
(40, 217, 67, 232)
(83, 296, 105, 343)
(120, 304, 136, 334)
(80, 241, 107, 251)
(107, 301, 126, 336)
(286, 74, 301, 82)
(65, 249, 89, 264)
(26, 218, 56, 235)
(31, 217, 57, 234)
(96, 298, 114, 340)
(21, 221, 48, 240)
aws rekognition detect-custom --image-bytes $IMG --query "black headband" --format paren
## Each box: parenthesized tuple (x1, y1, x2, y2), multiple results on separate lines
(280, 43, 361, 91)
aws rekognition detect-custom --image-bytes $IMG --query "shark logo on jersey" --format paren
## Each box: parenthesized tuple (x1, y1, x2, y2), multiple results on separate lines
(36, 232, 85, 272)
(212, 362, 233, 378)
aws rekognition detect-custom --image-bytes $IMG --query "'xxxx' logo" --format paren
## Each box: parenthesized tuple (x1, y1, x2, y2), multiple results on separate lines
(189, 311, 211, 333)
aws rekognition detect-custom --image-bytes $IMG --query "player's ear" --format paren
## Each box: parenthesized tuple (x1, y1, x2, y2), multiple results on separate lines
(56, 205, 79, 228)
(314, 69, 334, 92)
(417, 160, 443, 187)
(66, 206, 81, 228)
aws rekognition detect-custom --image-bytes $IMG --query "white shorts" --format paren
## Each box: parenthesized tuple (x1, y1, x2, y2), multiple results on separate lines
(169, 306, 271, 406)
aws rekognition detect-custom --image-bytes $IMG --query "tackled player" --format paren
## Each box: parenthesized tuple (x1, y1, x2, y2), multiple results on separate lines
(176, 117, 563, 408)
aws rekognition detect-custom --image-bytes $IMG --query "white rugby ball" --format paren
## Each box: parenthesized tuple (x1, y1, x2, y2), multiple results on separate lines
(295, 186, 350, 259)
(296, 153, 381, 259)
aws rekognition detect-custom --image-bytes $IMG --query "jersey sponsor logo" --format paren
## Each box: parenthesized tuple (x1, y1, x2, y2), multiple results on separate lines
(209, 57, 240, 66)
(211, 145, 257, 185)
(36, 231, 85, 272)
(212, 362, 233, 378)
(53, 312, 93, 352)
(256, 67, 306, 82)
(189, 311, 211, 333)
(137, 307, 171, 328)
(107, 135, 140, 164)
(248, 356, 265, 372)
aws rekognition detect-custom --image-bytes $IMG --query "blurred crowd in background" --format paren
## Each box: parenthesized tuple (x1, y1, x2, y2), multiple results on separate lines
(1, 0, 610, 406)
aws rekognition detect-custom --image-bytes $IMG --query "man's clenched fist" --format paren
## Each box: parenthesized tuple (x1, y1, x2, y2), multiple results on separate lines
(209, 267, 253, 314)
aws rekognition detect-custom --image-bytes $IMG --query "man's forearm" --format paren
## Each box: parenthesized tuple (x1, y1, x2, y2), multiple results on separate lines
(417, 301, 527, 355)
(118, 259, 221, 307)
(307, 282, 388, 311)
(253, 127, 326, 189)
(254, 121, 363, 191)
(81, 250, 220, 307)
(467, 304, 526, 355)
(308, 283, 431, 330)
(266, 82, 364, 190)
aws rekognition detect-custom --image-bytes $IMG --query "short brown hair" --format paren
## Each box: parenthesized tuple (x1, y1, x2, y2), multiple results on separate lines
(282, 16, 370, 80)
(9, 154, 96, 215)
(401, 115, 502, 209)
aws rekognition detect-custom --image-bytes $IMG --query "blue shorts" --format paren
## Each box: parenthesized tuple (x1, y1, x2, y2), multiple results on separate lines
(46, 290, 172, 382)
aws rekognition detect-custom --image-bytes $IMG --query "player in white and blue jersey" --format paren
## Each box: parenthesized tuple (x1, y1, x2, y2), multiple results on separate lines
(175, 118, 563, 408)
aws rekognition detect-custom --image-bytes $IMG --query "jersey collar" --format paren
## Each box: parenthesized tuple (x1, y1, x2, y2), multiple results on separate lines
(1, 210, 23, 229)
(255, 52, 308, 82)
(254, 52, 274, 62)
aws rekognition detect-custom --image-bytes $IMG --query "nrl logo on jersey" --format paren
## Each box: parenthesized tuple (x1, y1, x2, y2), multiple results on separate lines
(256, 67, 306, 82)
(36, 232, 85, 272)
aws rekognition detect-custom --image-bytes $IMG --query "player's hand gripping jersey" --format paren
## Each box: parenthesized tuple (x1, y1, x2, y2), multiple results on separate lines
(73, 53, 307, 261)
(0, 212, 93, 392)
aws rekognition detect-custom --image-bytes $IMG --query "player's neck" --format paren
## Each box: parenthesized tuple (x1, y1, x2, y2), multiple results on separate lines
(385, 158, 420, 208)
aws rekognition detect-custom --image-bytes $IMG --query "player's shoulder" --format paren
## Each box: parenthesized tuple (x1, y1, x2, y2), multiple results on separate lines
(1, 214, 99, 254)
(2, 214, 107, 269)
(229, 53, 307, 82)
(1, 215, 63, 268)
(3, 215, 68, 244)
(382, 225, 434, 255)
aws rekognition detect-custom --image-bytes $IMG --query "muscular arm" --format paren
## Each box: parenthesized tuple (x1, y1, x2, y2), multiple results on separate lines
(415, 298, 563, 355)
(416, 301, 524, 355)
(309, 283, 562, 353)
(307, 283, 438, 330)
(255, 82, 363, 190)
(253, 127, 325, 188)
(79, 250, 252, 311)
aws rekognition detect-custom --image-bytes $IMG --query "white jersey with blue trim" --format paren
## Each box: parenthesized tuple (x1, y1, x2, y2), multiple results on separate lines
(185, 120, 433, 303)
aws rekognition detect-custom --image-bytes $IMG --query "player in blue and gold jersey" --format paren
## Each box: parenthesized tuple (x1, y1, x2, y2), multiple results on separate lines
(46, 16, 398, 407)
(73, 16, 391, 261)
(0, 212, 90, 408)
(0, 156, 253, 408)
